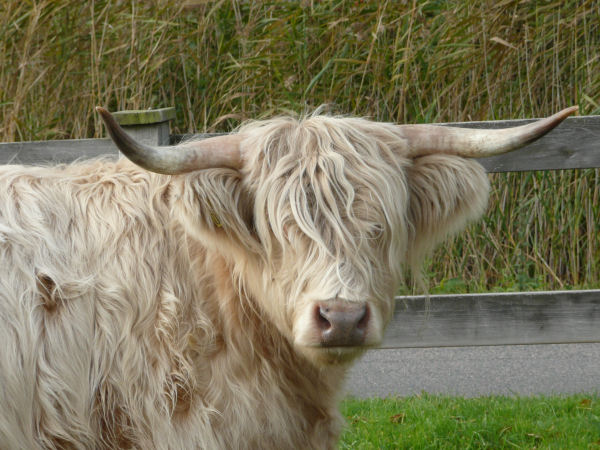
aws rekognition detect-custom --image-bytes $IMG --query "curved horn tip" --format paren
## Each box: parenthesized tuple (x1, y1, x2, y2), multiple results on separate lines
(95, 106, 114, 124)
(95, 106, 108, 115)
(553, 105, 578, 117)
(541, 105, 578, 129)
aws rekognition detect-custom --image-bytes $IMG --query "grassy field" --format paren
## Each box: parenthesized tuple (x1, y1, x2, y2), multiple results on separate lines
(340, 394, 600, 449)
(1, 0, 599, 292)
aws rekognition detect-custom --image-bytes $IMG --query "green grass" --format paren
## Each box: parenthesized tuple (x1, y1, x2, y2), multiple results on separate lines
(1, 0, 599, 292)
(340, 394, 600, 449)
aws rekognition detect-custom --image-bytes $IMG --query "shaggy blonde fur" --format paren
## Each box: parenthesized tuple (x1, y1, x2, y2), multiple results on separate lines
(0, 114, 488, 449)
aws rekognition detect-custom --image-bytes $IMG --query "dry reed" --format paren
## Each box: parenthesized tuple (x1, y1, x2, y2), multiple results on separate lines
(1, 0, 598, 291)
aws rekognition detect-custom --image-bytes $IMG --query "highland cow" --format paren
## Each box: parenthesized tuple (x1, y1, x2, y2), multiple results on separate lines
(0, 106, 576, 448)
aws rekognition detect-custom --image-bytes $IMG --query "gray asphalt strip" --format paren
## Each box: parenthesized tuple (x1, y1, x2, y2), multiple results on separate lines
(345, 343, 600, 398)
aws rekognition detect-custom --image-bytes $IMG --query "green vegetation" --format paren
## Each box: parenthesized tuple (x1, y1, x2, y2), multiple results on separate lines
(340, 394, 600, 449)
(1, 1, 599, 291)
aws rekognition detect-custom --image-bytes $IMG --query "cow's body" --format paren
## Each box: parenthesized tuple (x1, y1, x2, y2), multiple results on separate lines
(0, 108, 574, 448)
(0, 160, 347, 449)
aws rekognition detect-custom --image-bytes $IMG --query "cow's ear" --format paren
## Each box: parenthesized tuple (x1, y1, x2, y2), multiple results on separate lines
(175, 169, 258, 251)
(405, 155, 489, 274)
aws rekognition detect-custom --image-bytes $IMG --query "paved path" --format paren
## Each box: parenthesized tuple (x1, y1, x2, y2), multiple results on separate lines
(345, 343, 600, 398)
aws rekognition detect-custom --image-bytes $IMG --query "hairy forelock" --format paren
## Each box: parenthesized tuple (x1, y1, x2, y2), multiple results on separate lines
(238, 115, 412, 305)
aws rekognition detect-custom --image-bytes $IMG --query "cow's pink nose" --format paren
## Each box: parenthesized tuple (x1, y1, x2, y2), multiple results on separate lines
(316, 301, 369, 347)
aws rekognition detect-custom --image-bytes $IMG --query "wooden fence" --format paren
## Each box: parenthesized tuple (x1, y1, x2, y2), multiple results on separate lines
(1, 108, 599, 349)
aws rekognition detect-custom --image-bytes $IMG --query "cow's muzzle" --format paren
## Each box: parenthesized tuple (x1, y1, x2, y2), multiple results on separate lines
(315, 300, 369, 347)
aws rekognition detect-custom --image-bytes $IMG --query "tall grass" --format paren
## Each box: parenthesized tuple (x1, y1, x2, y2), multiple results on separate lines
(1, 0, 599, 290)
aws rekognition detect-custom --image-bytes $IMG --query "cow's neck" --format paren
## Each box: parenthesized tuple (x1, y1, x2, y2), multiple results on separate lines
(183, 245, 347, 440)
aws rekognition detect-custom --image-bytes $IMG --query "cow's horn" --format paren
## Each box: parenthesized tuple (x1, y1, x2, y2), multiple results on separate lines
(400, 106, 578, 158)
(96, 107, 243, 174)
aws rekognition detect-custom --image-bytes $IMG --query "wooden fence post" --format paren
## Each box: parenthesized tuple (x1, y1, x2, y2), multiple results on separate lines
(0, 107, 176, 164)
(111, 107, 176, 146)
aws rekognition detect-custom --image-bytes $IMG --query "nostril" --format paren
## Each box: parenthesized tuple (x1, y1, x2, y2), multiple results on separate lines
(316, 305, 332, 331)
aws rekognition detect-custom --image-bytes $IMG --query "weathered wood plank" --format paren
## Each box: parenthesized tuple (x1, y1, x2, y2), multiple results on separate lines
(0, 138, 119, 165)
(2, 115, 598, 171)
(383, 290, 600, 348)
(112, 107, 176, 126)
(445, 115, 600, 172)
(112, 108, 175, 146)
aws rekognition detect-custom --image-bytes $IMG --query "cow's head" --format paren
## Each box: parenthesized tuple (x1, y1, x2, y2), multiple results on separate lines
(98, 106, 576, 366)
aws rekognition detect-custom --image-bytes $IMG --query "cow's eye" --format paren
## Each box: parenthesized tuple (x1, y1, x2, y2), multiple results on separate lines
(369, 224, 384, 239)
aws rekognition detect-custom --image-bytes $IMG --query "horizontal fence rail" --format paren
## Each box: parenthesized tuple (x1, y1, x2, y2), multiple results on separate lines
(1, 115, 599, 172)
(0, 138, 118, 165)
(384, 290, 600, 348)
